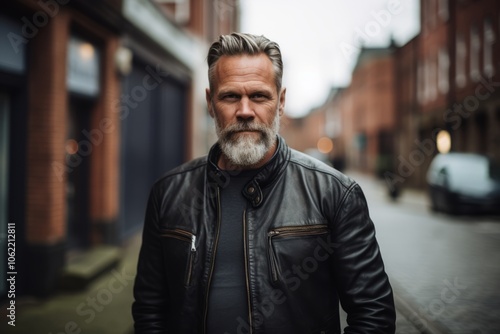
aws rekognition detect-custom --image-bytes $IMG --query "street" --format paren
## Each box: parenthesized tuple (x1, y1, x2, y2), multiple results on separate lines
(3, 171, 499, 334)
(349, 172, 500, 334)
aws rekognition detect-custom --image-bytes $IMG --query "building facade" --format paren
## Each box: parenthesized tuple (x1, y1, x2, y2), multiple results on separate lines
(285, 0, 500, 189)
(413, 0, 500, 187)
(1, 0, 238, 298)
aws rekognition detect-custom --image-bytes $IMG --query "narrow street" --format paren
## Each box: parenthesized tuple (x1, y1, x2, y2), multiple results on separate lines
(4, 170, 499, 334)
(348, 171, 500, 334)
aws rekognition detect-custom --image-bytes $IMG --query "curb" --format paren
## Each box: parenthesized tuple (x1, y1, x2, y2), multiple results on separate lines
(392, 280, 451, 334)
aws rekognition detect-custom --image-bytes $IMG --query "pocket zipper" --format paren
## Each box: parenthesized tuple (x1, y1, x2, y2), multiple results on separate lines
(267, 225, 329, 282)
(162, 229, 197, 286)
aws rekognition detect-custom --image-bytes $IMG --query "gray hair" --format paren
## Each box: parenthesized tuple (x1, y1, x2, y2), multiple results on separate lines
(207, 32, 284, 93)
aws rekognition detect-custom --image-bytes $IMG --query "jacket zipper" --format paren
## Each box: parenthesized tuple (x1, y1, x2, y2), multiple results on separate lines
(186, 234, 196, 286)
(203, 187, 222, 334)
(161, 229, 197, 286)
(243, 209, 253, 334)
(267, 225, 329, 282)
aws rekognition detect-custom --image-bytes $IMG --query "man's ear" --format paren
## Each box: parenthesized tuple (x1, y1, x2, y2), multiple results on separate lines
(279, 87, 286, 116)
(206, 88, 214, 118)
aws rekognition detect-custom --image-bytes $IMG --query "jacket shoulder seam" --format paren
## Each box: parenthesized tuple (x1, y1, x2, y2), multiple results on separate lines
(153, 159, 207, 186)
(287, 159, 353, 190)
(332, 183, 359, 222)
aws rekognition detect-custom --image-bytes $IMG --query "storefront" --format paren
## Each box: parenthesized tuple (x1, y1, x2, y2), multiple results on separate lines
(0, 12, 28, 297)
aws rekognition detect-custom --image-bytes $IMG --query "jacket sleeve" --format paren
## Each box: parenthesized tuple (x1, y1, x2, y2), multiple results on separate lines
(331, 183, 396, 334)
(132, 184, 169, 333)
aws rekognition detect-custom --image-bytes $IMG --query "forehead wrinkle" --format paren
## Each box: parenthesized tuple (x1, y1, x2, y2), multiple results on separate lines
(213, 54, 276, 92)
(216, 86, 275, 100)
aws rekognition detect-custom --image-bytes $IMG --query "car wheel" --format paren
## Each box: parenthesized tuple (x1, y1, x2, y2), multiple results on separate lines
(429, 190, 439, 212)
(440, 191, 456, 214)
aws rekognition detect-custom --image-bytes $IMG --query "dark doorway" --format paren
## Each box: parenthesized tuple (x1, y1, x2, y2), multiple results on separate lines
(66, 97, 93, 249)
(119, 62, 187, 239)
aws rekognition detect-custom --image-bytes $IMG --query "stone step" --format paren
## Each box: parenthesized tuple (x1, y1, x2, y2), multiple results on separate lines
(59, 246, 121, 290)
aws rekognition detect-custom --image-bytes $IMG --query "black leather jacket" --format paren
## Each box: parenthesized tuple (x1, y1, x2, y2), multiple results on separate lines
(132, 136, 395, 334)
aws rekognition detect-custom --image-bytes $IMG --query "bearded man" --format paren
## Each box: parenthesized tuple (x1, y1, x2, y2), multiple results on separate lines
(132, 32, 395, 334)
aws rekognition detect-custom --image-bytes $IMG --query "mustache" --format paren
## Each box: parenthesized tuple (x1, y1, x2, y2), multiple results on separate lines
(220, 120, 266, 137)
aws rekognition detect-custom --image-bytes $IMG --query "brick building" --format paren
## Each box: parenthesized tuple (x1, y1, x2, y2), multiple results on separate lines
(412, 0, 500, 187)
(1, 0, 238, 297)
(282, 45, 398, 176)
(346, 45, 398, 174)
(286, 0, 500, 189)
(393, 36, 420, 186)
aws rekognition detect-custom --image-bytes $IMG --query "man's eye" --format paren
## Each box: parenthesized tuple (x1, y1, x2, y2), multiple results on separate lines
(222, 94, 238, 101)
(252, 94, 268, 101)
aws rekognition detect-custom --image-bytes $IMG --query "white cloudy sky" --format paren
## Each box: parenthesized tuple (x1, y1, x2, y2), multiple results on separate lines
(239, 0, 420, 117)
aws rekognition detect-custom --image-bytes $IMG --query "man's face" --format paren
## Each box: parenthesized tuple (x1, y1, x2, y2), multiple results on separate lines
(206, 54, 286, 169)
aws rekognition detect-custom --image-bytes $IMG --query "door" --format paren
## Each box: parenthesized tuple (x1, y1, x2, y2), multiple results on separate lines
(66, 98, 92, 249)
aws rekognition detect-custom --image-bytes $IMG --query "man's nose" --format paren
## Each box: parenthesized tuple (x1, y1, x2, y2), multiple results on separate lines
(236, 97, 255, 120)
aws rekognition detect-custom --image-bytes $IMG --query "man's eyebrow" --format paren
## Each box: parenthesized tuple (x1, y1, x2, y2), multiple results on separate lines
(216, 87, 274, 98)
(250, 89, 273, 96)
(217, 89, 239, 96)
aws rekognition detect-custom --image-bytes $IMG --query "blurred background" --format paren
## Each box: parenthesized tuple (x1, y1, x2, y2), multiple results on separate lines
(1, 0, 499, 333)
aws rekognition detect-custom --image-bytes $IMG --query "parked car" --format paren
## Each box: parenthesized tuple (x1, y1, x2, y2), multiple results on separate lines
(427, 153, 500, 214)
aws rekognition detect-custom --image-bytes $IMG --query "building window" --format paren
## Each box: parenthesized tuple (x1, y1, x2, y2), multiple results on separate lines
(470, 24, 481, 82)
(429, 55, 438, 101)
(417, 63, 425, 104)
(438, 0, 449, 22)
(456, 33, 467, 87)
(156, 0, 190, 25)
(67, 35, 100, 97)
(428, 0, 437, 30)
(419, 57, 438, 103)
(438, 48, 449, 94)
(483, 17, 495, 77)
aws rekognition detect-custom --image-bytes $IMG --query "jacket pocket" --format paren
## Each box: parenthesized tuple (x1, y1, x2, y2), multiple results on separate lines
(267, 224, 329, 283)
(161, 228, 197, 287)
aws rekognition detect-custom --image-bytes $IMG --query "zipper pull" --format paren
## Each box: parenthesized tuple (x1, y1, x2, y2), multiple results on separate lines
(268, 230, 280, 237)
(191, 235, 196, 252)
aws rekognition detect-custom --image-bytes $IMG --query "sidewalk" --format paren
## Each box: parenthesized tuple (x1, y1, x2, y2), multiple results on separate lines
(1, 233, 140, 334)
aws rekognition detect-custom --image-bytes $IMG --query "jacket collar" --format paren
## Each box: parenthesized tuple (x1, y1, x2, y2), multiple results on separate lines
(207, 135, 290, 207)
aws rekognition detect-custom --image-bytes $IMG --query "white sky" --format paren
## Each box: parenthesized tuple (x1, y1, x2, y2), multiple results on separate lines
(239, 0, 420, 118)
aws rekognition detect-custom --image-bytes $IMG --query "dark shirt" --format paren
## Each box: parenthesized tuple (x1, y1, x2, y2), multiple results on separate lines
(206, 169, 258, 334)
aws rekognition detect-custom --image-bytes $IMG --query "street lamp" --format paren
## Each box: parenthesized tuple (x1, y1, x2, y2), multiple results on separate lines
(317, 136, 333, 154)
(436, 130, 451, 154)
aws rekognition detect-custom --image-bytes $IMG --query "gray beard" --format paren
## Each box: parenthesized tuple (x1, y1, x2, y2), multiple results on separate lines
(215, 111, 280, 168)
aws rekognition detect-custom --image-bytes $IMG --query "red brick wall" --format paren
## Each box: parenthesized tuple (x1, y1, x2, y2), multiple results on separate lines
(348, 52, 397, 172)
(24, 6, 121, 245)
(454, 0, 500, 101)
(25, 11, 70, 244)
(69, 10, 121, 244)
(88, 38, 120, 231)
(419, 0, 449, 115)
